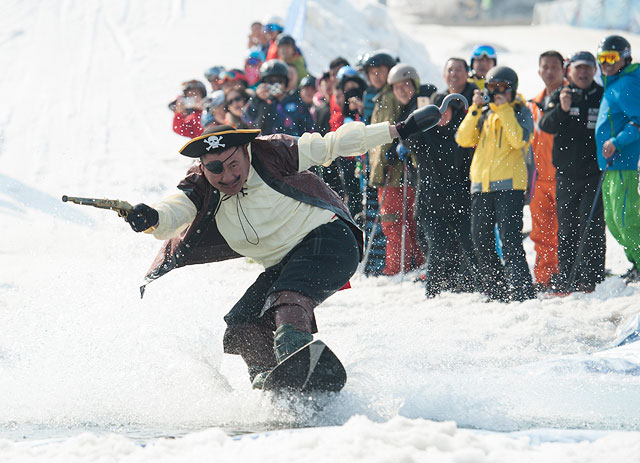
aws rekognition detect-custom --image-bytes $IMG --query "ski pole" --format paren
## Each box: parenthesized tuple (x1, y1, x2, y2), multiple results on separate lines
(400, 147, 409, 281)
(565, 156, 615, 292)
(361, 165, 392, 271)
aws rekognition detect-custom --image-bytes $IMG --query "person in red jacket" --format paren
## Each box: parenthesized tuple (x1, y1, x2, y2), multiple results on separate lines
(263, 16, 284, 61)
(527, 51, 566, 290)
(170, 80, 207, 139)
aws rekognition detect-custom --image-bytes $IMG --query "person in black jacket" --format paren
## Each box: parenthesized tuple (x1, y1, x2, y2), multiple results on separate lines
(538, 51, 605, 292)
(243, 59, 314, 136)
(407, 92, 480, 296)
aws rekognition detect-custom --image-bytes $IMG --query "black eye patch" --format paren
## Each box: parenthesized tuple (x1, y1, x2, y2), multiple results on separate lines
(203, 146, 240, 174)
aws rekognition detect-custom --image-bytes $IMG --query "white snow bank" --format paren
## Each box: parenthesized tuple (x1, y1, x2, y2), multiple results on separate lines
(2, 415, 640, 463)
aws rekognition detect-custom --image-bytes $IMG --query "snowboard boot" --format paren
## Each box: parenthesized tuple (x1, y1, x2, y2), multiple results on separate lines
(273, 324, 313, 364)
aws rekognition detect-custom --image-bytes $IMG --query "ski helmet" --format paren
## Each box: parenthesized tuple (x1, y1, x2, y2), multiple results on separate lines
(387, 63, 420, 90)
(263, 16, 284, 32)
(597, 35, 632, 65)
(363, 50, 398, 70)
(299, 75, 316, 89)
(485, 66, 518, 92)
(335, 65, 366, 91)
(204, 66, 225, 81)
(246, 48, 266, 63)
(470, 44, 497, 68)
(259, 59, 289, 85)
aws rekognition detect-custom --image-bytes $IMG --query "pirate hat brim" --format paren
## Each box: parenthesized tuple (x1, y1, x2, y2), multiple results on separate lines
(179, 126, 261, 158)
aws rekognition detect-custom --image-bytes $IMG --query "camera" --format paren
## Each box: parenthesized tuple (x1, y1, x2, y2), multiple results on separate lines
(569, 87, 583, 104)
(480, 89, 491, 104)
(268, 83, 283, 96)
(182, 96, 198, 109)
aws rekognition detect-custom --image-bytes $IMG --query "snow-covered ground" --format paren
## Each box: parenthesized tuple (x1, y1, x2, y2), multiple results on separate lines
(1, 0, 640, 461)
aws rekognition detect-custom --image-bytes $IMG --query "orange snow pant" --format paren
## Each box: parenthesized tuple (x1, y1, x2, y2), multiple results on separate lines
(529, 178, 558, 285)
(378, 186, 424, 275)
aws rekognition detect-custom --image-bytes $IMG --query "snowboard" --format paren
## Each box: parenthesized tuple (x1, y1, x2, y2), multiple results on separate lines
(262, 340, 347, 393)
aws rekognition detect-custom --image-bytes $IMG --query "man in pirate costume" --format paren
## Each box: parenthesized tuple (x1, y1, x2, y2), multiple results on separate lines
(125, 111, 439, 388)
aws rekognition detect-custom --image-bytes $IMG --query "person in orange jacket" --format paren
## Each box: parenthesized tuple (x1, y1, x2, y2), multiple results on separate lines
(527, 51, 566, 290)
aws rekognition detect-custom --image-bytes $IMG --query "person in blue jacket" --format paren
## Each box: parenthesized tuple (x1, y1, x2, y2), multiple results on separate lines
(595, 35, 640, 283)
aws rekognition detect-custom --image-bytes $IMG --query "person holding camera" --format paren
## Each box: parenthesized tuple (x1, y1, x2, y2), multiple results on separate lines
(456, 66, 536, 302)
(243, 59, 314, 137)
(170, 80, 207, 139)
(538, 51, 605, 292)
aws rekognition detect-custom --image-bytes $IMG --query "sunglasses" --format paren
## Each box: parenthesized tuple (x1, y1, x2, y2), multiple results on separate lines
(227, 95, 246, 104)
(246, 57, 262, 66)
(472, 45, 497, 59)
(486, 81, 511, 94)
(597, 51, 621, 64)
(203, 146, 241, 175)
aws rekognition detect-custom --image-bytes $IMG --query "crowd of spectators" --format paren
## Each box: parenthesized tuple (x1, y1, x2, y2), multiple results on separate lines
(168, 16, 640, 302)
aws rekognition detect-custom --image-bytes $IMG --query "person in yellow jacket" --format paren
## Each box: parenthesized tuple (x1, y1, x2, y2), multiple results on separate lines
(456, 66, 536, 302)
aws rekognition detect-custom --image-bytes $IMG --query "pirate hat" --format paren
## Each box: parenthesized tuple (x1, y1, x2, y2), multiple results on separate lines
(179, 125, 260, 158)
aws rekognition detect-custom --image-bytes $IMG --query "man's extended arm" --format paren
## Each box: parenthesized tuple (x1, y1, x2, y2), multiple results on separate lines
(296, 121, 393, 171)
(150, 192, 197, 239)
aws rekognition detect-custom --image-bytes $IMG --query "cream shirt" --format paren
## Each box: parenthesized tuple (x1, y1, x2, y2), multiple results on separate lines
(152, 121, 392, 268)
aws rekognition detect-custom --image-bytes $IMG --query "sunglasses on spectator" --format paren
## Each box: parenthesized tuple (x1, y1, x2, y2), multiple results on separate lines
(597, 51, 621, 64)
(485, 82, 511, 93)
(472, 45, 497, 59)
(246, 57, 262, 66)
(203, 146, 241, 175)
(227, 96, 246, 104)
(263, 77, 286, 85)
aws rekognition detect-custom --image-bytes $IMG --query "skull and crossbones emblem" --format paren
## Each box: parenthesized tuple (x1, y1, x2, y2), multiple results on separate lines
(204, 135, 226, 151)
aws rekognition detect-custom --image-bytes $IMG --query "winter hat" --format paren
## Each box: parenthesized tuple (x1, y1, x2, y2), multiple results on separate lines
(203, 90, 226, 111)
(179, 125, 260, 158)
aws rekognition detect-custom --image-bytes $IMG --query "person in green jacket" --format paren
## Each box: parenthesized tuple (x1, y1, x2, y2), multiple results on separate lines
(276, 34, 309, 86)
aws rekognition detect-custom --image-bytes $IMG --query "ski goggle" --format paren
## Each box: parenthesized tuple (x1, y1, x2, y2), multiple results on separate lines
(218, 70, 248, 84)
(203, 146, 241, 175)
(264, 24, 284, 32)
(227, 95, 246, 105)
(472, 45, 497, 60)
(486, 81, 512, 94)
(597, 50, 621, 64)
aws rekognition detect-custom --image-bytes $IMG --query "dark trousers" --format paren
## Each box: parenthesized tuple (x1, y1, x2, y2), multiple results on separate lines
(223, 220, 359, 336)
(556, 173, 606, 291)
(471, 190, 535, 302)
(222, 220, 360, 379)
(417, 212, 480, 296)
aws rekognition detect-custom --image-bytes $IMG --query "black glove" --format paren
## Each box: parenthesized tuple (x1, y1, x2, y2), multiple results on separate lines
(125, 203, 159, 232)
(395, 104, 442, 139)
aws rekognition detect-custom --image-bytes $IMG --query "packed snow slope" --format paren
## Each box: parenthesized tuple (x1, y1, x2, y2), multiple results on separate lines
(1, 0, 640, 462)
